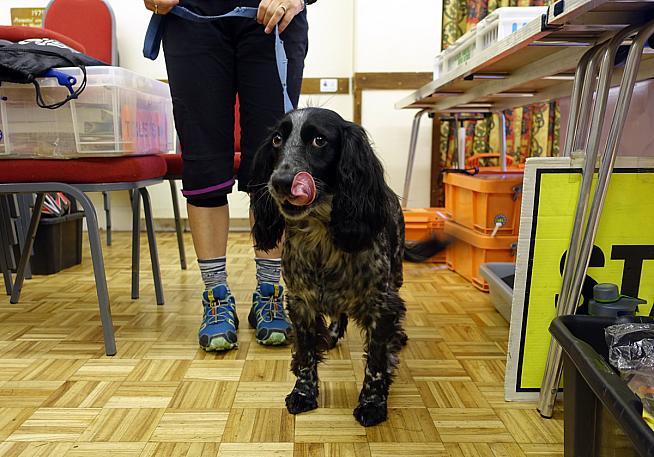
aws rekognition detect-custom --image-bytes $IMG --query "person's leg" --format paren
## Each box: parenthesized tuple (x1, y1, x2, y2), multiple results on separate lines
(236, 5, 309, 345)
(163, 2, 239, 351)
(190, 203, 229, 296)
(189, 205, 230, 260)
(249, 211, 283, 341)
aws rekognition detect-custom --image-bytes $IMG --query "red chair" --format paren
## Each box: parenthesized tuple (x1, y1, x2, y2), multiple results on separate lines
(163, 99, 242, 270)
(0, 26, 165, 356)
(0, 25, 86, 52)
(44, 0, 119, 245)
(0, 25, 88, 294)
(44, 0, 117, 64)
(0, 157, 167, 356)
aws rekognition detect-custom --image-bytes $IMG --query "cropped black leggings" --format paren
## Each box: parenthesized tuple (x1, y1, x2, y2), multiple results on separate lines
(162, 0, 308, 207)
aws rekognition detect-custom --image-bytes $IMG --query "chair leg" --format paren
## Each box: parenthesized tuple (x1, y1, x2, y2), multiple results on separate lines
(10, 193, 45, 304)
(67, 187, 116, 356)
(103, 191, 112, 246)
(169, 180, 187, 270)
(140, 187, 164, 306)
(0, 243, 12, 296)
(16, 195, 33, 280)
(131, 189, 141, 300)
(0, 196, 14, 295)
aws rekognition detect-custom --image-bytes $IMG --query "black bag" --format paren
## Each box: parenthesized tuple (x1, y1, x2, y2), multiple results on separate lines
(0, 38, 106, 109)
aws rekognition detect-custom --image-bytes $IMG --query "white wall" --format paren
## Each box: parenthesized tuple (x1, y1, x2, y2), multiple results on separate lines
(362, 91, 433, 208)
(354, 0, 441, 73)
(354, 0, 441, 208)
(1, 0, 440, 228)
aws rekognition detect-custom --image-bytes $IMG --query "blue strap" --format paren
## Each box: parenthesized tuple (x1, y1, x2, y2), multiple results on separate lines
(41, 69, 77, 95)
(143, 6, 293, 113)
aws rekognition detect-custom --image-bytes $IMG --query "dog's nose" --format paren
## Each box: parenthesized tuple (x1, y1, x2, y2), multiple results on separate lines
(271, 172, 295, 195)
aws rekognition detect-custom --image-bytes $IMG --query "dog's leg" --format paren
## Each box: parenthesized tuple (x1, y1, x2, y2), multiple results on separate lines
(354, 295, 405, 427)
(327, 313, 348, 349)
(286, 303, 326, 415)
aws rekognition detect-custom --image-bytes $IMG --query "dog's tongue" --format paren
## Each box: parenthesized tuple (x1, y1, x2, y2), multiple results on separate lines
(289, 172, 316, 206)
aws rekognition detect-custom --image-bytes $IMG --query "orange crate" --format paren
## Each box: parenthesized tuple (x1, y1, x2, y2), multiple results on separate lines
(444, 171, 523, 236)
(465, 153, 525, 173)
(465, 152, 516, 169)
(444, 220, 517, 291)
(403, 208, 448, 263)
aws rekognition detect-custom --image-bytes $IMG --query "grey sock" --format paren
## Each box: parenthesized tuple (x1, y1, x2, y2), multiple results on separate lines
(198, 257, 227, 290)
(255, 257, 282, 284)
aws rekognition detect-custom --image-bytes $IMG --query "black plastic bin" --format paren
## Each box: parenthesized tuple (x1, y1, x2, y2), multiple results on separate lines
(551, 315, 654, 457)
(30, 211, 84, 275)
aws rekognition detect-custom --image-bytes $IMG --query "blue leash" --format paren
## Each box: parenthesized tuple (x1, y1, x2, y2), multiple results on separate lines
(143, 6, 293, 113)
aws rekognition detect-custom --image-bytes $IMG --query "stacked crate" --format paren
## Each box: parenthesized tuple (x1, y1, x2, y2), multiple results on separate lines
(443, 171, 524, 291)
(403, 208, 448, 263)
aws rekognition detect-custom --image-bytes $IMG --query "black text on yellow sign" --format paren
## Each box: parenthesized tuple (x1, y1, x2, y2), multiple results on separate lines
(517, 169, 654, 392)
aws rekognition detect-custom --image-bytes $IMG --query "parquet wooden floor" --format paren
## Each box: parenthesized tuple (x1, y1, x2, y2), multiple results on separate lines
(0, 232, 563, 457)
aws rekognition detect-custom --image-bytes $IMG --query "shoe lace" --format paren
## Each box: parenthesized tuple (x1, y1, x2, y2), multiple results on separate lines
(205, 292, 233, 325)
(259, 289, 285, 323)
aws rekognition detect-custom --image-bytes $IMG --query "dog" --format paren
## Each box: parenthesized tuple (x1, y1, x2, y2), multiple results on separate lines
(249, 107, 444, 427)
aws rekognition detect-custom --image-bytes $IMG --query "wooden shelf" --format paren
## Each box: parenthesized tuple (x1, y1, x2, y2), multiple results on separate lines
(396, 0, 654, 112)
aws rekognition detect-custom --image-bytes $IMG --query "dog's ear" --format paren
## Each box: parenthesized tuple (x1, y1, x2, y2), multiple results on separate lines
(330, 122, 392, 253)
(249, 135, 285, 252)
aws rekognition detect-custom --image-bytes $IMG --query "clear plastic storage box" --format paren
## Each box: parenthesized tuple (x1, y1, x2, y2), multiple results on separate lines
(0, 66, 174, 159)
(433, 6, 548, 80)
(433, 54, 443, 80)
(441, 30, 477, 75)
(476, 6, 548, 52)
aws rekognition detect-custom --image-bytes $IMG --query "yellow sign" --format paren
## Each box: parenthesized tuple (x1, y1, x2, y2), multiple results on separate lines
(506, 158, 654, 400)
(11, 8, 45, 28)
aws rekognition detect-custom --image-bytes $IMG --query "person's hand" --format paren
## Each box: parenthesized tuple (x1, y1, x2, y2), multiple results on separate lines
(257, 0, 304, 34)
(143, 0, 178, 15)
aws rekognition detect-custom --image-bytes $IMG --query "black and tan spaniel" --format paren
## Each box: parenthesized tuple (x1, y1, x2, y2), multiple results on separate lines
(249, 108, 444, 426)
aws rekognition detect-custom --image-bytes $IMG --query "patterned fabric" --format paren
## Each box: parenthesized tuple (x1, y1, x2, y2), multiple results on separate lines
(198, 257, 228, 290)
(440, 0, 560, 172)
(255, 257, 282, 285)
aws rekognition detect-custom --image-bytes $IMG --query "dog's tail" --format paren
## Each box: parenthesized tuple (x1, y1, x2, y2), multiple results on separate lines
(403, 235, 451, 262)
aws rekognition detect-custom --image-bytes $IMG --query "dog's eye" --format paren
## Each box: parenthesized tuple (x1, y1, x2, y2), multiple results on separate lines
(272, 133, 283, 148)
(312, 136, 327, 148)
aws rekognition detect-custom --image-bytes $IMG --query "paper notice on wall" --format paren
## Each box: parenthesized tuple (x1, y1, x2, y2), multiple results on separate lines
(11, 8, 45, 28)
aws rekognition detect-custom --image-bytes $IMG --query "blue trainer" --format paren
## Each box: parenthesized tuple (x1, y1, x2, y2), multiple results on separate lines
(198, 285, 239, 351)
(248, 283, 291, 346)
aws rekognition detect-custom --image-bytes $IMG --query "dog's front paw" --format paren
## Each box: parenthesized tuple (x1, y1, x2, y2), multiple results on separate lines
(286, 389, 318, 415)
(353, 401, 387, 427)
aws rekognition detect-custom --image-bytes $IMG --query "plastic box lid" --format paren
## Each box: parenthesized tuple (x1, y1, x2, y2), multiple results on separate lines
(443, 172, 524, 193)
(477, 6, 549, 27)
(444, 220, 517, 249)
(23, 66, 171, 99)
